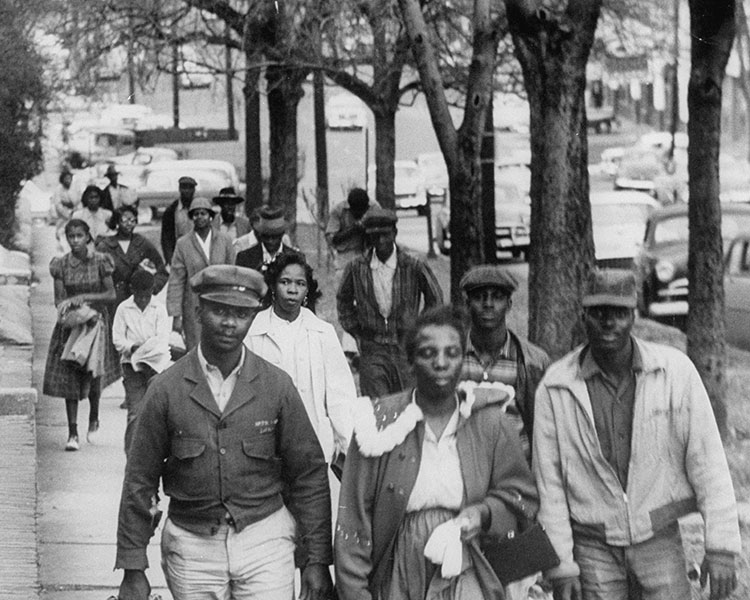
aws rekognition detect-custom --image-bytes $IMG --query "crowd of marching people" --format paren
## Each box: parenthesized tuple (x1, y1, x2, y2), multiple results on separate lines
(42, 170, 741, 600)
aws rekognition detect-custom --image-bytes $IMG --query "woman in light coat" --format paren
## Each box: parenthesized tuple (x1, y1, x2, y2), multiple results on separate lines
(244, 251, 355, 470)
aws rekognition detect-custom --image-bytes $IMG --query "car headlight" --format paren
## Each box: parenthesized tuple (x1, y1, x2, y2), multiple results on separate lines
(655, 260, 675, 283)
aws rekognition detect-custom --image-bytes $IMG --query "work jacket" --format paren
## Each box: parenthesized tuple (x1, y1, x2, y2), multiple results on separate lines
(115, 349, 332, 571)
(532, 337, 741, 580)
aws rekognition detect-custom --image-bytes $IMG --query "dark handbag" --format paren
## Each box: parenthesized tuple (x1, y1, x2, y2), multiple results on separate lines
(480, 522, 560, 585)
(479, 488, 560, 584)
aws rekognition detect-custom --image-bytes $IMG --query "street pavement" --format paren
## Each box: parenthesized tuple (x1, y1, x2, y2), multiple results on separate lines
(31, 223, 171, 600)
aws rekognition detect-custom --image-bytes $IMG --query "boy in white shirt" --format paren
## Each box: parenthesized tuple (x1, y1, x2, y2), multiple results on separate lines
(112, 270, 170, 453)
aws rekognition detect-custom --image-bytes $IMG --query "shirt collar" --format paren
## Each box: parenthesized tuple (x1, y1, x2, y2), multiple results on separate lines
(195, 229, 212, 245)
(465, 330, 511, 360)
(579, 337, 643, 380)
(262, 243, 283, 263)
(122, 296, 158, 312)
(369, 245, 397, 270)
(410, 390, 460, 441)
(197, 343, 245, 379)
(68, 246, 94, 267)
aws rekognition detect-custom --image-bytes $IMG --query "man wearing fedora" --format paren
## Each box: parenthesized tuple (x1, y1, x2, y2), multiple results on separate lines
(167, 197, 236, 350)
(101, 163, 137, 212)
(161, 176, 198, 264)
(336, 207, 443, 397)
(235, 205, 296, 273)
(115, 264, 333, 600)
(212, 187, 252, 242)
(532, 268, 740, 600)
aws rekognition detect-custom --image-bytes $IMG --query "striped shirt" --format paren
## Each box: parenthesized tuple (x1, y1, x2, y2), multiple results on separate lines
(337, 247, 443, 345)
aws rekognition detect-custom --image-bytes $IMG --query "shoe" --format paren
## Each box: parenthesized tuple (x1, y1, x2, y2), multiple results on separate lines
(65, 435, 79, 451)
(86, 420, 100, 444)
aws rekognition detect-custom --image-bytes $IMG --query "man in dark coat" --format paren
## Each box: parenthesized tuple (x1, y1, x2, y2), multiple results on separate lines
(161, 176, 197, 264)
(235, 205, 296, 273)
(115, 264, 333, 600)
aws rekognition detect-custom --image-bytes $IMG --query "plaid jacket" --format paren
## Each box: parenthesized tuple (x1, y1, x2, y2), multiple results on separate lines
(336, 247, 443, 346)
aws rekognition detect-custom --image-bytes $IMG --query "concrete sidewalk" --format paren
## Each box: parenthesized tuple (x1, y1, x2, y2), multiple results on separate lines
(30, 223, 171, 600)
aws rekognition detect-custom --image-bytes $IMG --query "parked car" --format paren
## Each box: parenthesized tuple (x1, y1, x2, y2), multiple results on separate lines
(416, 152, 449, 204)
(725, 235, 750, 351)
(96, 147, 179, 188)
(65, 125, 136, 169)
(591, 191, 660, 269)
(435, 173, 531, 260)
(367, 160, 427, 210)
(635, 203, 750, 319)
(587, 105, 618, 133)
(326, 93, 368, 130)
(135, 159, 242, 218)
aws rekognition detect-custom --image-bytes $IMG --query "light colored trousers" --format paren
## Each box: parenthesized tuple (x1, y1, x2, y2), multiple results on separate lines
(161, 507, 296, 599)
(573, 523, 691, 600)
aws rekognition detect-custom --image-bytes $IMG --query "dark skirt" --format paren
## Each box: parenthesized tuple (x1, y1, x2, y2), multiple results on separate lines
(43, 308, 121, 399)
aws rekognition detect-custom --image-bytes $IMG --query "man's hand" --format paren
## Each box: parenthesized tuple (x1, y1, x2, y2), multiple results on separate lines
(299, 563, 333, 600)
(118, 569, 150, 600)
(552, 576, 581, 600)
(172, 316, 182, 334)
(701, 552, 737, 599)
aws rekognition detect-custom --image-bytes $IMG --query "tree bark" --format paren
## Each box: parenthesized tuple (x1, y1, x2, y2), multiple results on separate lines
(686, 0, 735, 439)
(508, 0, 602, 359)
(398, 0, 497, 302)
(372, 107, 397, 210)
(266, 65, 307, 235)
(244, 61, 263, 214)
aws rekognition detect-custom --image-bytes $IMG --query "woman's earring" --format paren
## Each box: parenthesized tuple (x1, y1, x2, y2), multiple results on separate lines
(302, 295, 308, 307)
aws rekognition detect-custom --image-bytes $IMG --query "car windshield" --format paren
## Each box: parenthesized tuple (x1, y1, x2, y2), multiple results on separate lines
(395, 165, 418, 180)
(652, 213, 750, 246)
(495, 182, 524, 204)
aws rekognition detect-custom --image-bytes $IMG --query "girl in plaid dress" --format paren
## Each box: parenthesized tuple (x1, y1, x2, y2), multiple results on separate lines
(43, 219, 120, 451)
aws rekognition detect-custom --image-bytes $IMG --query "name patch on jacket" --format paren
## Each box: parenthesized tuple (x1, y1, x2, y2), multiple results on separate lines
(254, 418, 278, 434)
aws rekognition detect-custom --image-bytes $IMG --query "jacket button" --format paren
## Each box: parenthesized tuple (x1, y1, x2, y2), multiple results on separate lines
(219, 448, 226, 455)
(387, 483, 395, 491)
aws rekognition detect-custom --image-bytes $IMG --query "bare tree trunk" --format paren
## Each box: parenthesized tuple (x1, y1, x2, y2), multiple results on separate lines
(398, 0, 496, 302)
(508, 0, 602, 359)
(244, 62, 263, 214)
(686, 0, 735, 440)
(266, 65, 307, 235)
(372, 108, 396, 210)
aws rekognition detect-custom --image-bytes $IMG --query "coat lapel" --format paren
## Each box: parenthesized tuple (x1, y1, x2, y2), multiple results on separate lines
(221, 353, 260, 418)
(184, 353, 222, 417)
(187, 233, 209, 268)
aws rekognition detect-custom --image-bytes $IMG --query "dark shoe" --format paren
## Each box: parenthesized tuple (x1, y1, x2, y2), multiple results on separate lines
(65, 435, 79, 451)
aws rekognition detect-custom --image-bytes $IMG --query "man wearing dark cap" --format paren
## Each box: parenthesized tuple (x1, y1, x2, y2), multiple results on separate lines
(533, 269, 740, 600)
(235, 205, 296, 273)
(115, 264, 333, 600)
(337, 207, 443, 397)
(167, 197, 236, 350)
(161, 175, 198, 264)
(459, 264, 550, 461)
(325, 188, 381, 360)
(211, 187, 251, 242)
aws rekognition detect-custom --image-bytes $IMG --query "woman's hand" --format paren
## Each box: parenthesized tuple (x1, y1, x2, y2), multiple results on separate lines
(58, 296, 84, 312)
(456, 504, 489, 541)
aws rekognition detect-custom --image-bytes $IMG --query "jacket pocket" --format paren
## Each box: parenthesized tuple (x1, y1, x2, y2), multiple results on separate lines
(164, 438, 210, 499)
(240, 438, 282, 487)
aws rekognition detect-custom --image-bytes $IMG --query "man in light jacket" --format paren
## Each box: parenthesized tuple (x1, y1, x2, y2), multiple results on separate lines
(533, 269, 740, 600)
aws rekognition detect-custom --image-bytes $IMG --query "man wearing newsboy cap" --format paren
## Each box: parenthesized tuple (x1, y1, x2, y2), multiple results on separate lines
(458, 265, 550, 460)
(116, 264, 334, 600)
(532, 269, 740, 600)
(336, 206, 443, 397)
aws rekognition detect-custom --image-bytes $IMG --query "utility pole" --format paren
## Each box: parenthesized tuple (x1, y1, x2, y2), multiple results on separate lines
(172, 41, 180, 129)
(225, 25, 236, 139)
(480, 92, 496, 263)
(668, 0, 680, 161)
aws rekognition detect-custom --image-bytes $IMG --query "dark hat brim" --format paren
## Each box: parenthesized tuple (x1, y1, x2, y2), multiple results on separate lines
(212, 195, 244, 205)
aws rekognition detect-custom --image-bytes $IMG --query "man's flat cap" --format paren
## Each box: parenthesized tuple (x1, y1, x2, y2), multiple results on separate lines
(178, 176, 197, 187)
(363, 207, 398, 232)
(460, 264, 518, 294)
(187, 196, 216, 216)
(190, 265, 267, 308)
(582, 268, 637, 308)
